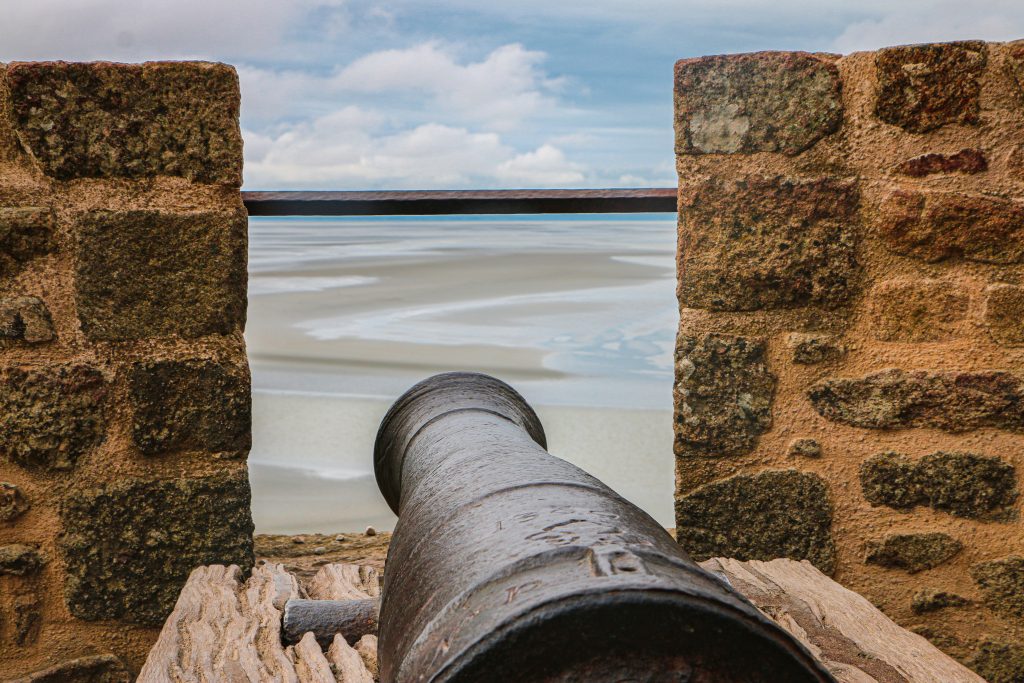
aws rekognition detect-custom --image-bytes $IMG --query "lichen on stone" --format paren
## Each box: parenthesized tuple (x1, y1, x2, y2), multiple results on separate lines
(971, 556, 1024, 619)
(969, 639, 1024, 683)
(865, 532, 962, 573)
(675, 469, 836, 574)
(787, 438, 821, 458)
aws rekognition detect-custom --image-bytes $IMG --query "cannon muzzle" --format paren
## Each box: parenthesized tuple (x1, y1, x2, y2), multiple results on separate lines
(374, 372, 834, 683)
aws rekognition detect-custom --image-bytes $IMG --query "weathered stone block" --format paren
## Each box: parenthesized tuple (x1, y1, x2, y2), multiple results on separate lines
(971, 556, 1024, 619)
(874, 41, 987, 133)
(865, 532, 962, 573)
(0, 544, 43, 576)
(75, 209, 247, 341)
(0, 296, 54, 345)
(911, 589, 968, 614)
(787, 438, 821, 458)
(970, 639, 1024, 683)
(129, 359, 251, 456)
(810, 369, 1024, 432)
(679, 176, 860, 311)
(0, 482, 29, 522)
(860, 451, 1018, 519)
(674, 334, 775, 457)
(0, 365, 108, 471)
(0, 208, 53, 278)
(788, 333, 845, 365)
(873, 189, 1024, 264)
(7, 61, 242, 184)
(676, 470, 836, 573)
(674, 52, 842, 155)
(9, 654, 130, 683)
(866, 279, 969, 342)
(60, 472, 254, 626)
(984, 284, 1024, 346)
(894, 149, 987, 177)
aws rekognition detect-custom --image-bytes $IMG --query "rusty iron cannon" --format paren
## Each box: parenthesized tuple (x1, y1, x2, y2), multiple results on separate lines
(367, 371, 834, 683)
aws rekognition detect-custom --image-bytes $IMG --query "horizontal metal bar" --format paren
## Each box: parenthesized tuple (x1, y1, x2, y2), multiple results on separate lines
(242, 189, 677, 216)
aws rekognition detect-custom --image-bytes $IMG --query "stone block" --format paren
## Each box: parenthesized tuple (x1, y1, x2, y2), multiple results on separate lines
(674, 51, 842, 155)
(970, 640, 1024, 683)
(12, 592, 41, 646)
(0, 296, 54, 345)
(7, 61, 242, 184)
(787, 438, 821, 458)
(810, 368, 1024, 432)
(75, 209, 247, 341)
(859, 451, 1017, 519)
(0, 364, 109, 471)
(675, 470, 836, 574)
(60, 472, 254, 626)
(0, 482, 29, 522)
(894, 149, 987, 177)
(1008, 42, 1024, 97)
(0, 544, 43, 576)
(873, 188, 1024, 264)
(129, 359, 251, 456)
(674, 333, 775, 457)
(971, 556, 1024, 619)
(8, 654, 130, 683)
(984, 284, 1024, 346)
(678, 176, 860, 311)
(0, 208, 53, 278)
(874, 41, 987, 133)
(866, 279, 969, 342)
(788, 333, 846, 365)
(910, 590, 968, 614)
(865, 532, 962, 573)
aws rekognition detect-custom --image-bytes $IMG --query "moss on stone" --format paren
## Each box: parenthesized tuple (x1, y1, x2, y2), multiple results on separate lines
(865, 532, 962, 573)
(971, 556, 1024, 619)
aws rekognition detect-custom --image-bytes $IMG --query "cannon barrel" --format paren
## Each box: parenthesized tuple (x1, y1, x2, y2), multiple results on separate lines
(374, 372, 834, 683)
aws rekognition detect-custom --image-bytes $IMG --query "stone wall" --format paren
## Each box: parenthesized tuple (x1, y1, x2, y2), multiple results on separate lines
(0, 62, 253, 679)
(674, 40, 1024, 680)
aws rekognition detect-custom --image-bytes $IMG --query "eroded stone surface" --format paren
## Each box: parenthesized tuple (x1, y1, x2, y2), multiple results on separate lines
(60, 472, 254, 625)
(75, 209, 247, 341)
(873, 189, 1024, 264)
(788, 333, 845, 365)
(674, 334, 775, 457)
(0, 483, 29, 523)
(1007, 42, 1024, 97)
(0, 296, 54, 345)
(970, 639, 1024, 683)
(0, 544, 43, 576)
(129, 359, 251, 455)
(8, 654, 130, 683)
(894, 149, 987, 177)
(13, 592, 41, 646)
(860, 451, 1017, 519)
(787, 438, 821, 458)
(874, 41, 987, 133)
(810, 369, 1024, 432)
(971, 556, 1024, 619)
(0, 365, 108, 471)
(675, 52, 842, 155)
(675, 470, 836, 574)
(984, 284, 1024, 346)
(911, 589, 969, 614)
(7, 62, 242, 184)
(679, 176, 860, 311)
(866, 279, 969, 342)
(865, 532, 963, 573)
(0, 208, 53, 279)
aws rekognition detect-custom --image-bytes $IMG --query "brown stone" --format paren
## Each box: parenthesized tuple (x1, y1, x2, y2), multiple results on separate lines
(0, 482, 29, 522)
(13, 592, 41, 646)
(866, 279, 969, 342)
(810, 368, 1024, 433)
(129, 359, 251, 456)
(0, 544, 43, 576)
(674, 52, 842, 155)
(1007, 42, 1024, 97)
(679, 176, 860, 311)
(894, 149, 987, 177)
(865, 532, 962, 573)
(873, 188, 1024, 264)
(60, 472, 254, 626)
(860, 451, 1018, 519)
(970, 639, 1024, 683)
(787, 438, 821, 458)
(674, 334, 775, 457)
(0, 296, 54, 345)
(75, 209, 247, 341)
(7, 61, 242, 184)
(1009, 144, 1024, 179)
(0, 364, 109, 471)
(910, 589, 969, 614)
(971, 556, 1024, 619)
(7, 654, 130, 683)
(788, 333, 845, 365)
(675, 470, 836, 574)
(874, 41, 987, 133)
(0, 208, 53, 279)
(984, 284, 1024, 346)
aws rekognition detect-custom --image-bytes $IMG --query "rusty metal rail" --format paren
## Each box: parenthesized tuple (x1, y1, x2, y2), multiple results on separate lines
(242, 188, 677, 216)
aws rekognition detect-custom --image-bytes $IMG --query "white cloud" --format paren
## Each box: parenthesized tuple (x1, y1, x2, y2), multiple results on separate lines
(496, 145, 585, 186)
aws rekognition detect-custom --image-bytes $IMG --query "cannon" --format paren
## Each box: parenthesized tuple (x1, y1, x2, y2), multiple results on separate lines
(369, 372, 834, 683)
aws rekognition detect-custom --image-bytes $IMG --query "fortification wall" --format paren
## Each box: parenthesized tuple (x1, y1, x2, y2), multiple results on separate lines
(673, 40, 1024, 680)
(0, 62, 253, 679)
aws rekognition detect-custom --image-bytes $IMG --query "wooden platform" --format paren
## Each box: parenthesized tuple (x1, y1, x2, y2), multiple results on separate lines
(137, 558, 983, 682)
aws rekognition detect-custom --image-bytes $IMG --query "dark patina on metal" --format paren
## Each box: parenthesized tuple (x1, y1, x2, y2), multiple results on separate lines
(374, 372, 835, 683)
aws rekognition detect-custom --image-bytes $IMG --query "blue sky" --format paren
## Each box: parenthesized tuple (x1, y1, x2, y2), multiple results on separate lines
(1, 1, 1023, 189)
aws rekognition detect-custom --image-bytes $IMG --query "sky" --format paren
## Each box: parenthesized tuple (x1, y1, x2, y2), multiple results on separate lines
(1, 1, 1022, 190)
